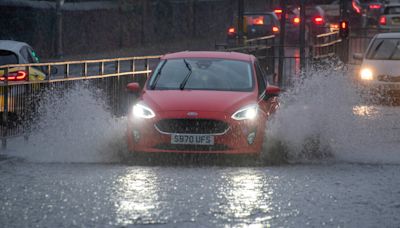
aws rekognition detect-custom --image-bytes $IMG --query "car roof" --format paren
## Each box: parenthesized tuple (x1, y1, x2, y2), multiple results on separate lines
(0, 40, 29, 54)
(244, 11, 274, 15)
(374, 33, 400, 39)
(384, 3, 400, 7)
(162, 51, 255, 62)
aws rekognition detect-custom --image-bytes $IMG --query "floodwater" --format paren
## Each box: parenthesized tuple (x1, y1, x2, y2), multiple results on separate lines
(1, 67, 400, 227)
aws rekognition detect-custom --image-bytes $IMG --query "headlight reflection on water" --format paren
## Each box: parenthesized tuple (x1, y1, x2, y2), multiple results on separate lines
(216, 170, 274, 226)
(352, 105, 379, 117)
(114, 169, 160, 225)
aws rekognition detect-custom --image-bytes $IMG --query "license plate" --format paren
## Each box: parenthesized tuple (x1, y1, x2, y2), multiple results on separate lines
(171, 134, 214, 145)
(393, 17, 400, 24)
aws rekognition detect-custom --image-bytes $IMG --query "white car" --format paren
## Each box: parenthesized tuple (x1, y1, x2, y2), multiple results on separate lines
(354, 33, 400, 102)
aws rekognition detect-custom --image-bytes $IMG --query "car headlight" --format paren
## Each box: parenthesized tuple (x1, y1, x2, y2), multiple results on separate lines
(360, 68, 373, 81)
(231, 104, 258, 120)
(132, 103, 155, 119)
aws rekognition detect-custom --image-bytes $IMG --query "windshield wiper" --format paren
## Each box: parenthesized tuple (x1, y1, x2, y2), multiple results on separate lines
(150, 60, 167, 90)
(179, 59, 193, 90)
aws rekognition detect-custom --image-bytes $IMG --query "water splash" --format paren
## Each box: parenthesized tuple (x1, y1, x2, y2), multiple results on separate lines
(9, 84, 127, 163)
(265, 63, 400, 164)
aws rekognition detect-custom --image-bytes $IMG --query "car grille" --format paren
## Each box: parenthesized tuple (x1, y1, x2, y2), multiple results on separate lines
(155, 119, 229, 134)
(154, 143, 229, 151)
(377, 75, 400, 82)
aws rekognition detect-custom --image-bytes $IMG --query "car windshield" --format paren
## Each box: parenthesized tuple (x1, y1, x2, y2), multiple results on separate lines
(0, 50, 18, 66)
(149, 58, 253, 91)
(245, 15, 273, 26)
(366, 38, 400, 60)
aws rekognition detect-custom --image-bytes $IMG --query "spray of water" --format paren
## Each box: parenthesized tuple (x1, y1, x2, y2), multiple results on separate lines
(265, 62, 400, 164)
(9, 84, 127, 163)
(6, 62, 400, 165)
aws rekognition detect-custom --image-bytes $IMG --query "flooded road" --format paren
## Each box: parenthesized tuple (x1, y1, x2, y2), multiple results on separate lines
(1, 161, 399, 227)
(1, 68, 400, 227)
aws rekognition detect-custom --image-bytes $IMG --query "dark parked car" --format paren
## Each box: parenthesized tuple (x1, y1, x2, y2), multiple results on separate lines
(226, 12, 280, 45)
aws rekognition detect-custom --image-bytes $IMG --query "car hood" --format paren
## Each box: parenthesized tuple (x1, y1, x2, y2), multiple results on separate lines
(362, 60, 400, 76)
(141, 90, 256, 113)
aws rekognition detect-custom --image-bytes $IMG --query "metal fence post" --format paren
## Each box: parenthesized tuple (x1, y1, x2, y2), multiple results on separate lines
(278, 0, 286, 87)
(2, 68, 9, 149)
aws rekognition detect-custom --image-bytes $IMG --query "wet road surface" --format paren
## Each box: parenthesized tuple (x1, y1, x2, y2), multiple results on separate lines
(2, 67, 400, 227)
(1, 159, 399, 227)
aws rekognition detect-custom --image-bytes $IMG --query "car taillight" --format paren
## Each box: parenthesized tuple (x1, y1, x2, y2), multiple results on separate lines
(293, 17, 300, 24)
(0, 70, 27, 81)
(228, 27, 236, 35)
(274, 8, 283, 19)
(313, 16, 324, 25)
(369, 4, 381, 9)
(272, 26, 279, 33)
(379, 16, 387, 25)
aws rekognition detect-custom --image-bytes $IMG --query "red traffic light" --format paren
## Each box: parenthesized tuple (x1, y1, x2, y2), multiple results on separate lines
(339, 20, 349, 38)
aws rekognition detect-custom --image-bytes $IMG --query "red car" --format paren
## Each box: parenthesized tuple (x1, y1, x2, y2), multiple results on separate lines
(126, 51, 280, 157)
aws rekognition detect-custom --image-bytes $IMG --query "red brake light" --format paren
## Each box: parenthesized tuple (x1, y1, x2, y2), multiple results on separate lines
(293, 17, 300, 24)
(274, 9, 283, 14)
(313, 16, 324, 25)
(369, 4, 381, 9)
(272, 26, 279, 33)
(379, 16, 387, 25)
(0, 70, 27, 81)
(274, 9, 283, 19)
(228, 27, 236, 35)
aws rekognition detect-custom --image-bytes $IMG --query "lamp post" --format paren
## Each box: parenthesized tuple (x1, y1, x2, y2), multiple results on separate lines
(56, 0, 64, 58)
(299, 0, 306, 71)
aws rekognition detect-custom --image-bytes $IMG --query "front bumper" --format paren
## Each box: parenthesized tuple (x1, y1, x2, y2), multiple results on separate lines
(127, 111, 266, 154)
(358, 80, 400, 102)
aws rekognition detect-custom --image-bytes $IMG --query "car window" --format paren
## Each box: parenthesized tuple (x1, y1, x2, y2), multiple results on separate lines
(246, 15, 273, 26)
(20, 46, 38, 63)
(149, 58, 253, 91)
(255, 63, 266, 96)
(20, 46, 31, 63)
(366, 38, 400, 60)
(29, 48, 39, 63)
(385, 6, 400, 14)
(0, 50, 18, 65)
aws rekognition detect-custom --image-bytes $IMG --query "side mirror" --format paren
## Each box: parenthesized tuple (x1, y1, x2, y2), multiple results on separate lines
(126, 82, 141, 93)
(265, 85, 280, 98)
(353, 53, 363, 60)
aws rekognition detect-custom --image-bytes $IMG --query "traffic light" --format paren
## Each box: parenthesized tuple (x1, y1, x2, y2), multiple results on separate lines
(339, 20, 349, 38)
